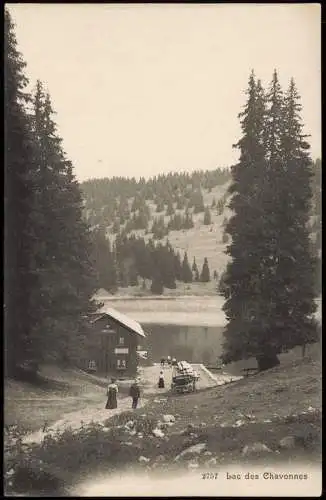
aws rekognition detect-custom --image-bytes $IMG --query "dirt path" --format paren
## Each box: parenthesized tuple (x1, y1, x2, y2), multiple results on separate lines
(21, 363, 223, 445)
(22, 394, 148, 445)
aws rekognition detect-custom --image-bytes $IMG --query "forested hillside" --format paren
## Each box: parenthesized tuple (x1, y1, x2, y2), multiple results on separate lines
(80, 169, 231, 294)
(80, 160, 321, 296)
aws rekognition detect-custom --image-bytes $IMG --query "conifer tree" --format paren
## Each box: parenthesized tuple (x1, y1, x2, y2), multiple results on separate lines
(275, 77, 318, 350)
(221, 70, 318, 371)
(91, 228, 117, 292)
(4, 9, 39, 375)
(30, 81, 99, 365)
(203, 206, 212, 225)
(192, 257, 199, 281)
(174, 251, 183, 281)
(200, 257, 211, 282)
(221, 70, 272, 370)
(182, 252, 193, 283)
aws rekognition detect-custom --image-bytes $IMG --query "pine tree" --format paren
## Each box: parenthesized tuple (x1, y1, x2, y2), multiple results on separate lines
(222, 231, 229, 244)
(181, 252, 193, 283)
(274, 77, 318, 351)
(221, 70, 318, 371)
(192, 257, 199, 281)
(183, 209, 194, 229)
(200, 257, 210, 282)
(160, 241, 177, 289)
(30, 82, 99, 366)
(203, 206, 212, 225)
(4, 9, 39, 375)
(174, 251, 183, 281)
(221, 70, 272, 370)
(90, 228, 117, 292)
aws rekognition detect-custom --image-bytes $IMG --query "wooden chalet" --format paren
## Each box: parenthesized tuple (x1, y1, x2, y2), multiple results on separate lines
(89, 306, 147, 377)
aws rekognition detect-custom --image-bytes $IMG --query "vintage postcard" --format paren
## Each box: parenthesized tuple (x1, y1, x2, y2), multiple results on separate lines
(4, 3, 321, 497)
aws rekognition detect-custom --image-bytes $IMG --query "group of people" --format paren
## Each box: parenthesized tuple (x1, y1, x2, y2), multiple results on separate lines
(105, 377, 141, 410)
(105, 358, 175, 411)
(160, 355, 177, 368)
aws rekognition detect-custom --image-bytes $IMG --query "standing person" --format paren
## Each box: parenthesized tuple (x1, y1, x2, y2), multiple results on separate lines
(172, 357, 177, 367)
(158, 370, 165, 389)
(129, 379, 141, 409)
(105, 377, 118, 409)
(160, 357, 165, 368)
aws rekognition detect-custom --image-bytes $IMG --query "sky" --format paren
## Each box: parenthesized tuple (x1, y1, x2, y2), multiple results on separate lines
(7, 3, 321, 183)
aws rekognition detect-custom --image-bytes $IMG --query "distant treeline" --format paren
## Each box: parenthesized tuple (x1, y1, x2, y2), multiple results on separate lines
(92, 229, 212, 295)
(80, 168, 231, 230)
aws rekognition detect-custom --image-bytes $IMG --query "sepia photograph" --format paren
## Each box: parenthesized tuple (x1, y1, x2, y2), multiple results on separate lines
(4, 3, 321, 497)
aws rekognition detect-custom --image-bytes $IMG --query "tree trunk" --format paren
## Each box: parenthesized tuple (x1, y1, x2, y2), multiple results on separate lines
(256, 353, 280, 372)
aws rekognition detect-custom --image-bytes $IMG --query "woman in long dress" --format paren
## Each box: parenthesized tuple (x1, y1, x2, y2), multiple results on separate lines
(158, 371, 165, 389)
(105, 378, 118, 409)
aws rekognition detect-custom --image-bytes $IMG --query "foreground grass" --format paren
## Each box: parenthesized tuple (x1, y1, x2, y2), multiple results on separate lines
(4, 357, 321, 496)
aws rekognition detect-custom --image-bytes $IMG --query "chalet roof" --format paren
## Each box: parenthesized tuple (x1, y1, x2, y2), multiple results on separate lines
(93, 306, 146, 338)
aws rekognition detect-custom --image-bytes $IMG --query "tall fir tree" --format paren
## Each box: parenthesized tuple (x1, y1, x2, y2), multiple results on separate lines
(174, 251, 183, 281)
(181, 251, 193, 283)
(221, 70, 318, 371)
(90, 227, 117, 292)
(203, 206, 212, 225)
(30, 82, 99, 366)
(4, 9, 39, 375)
(275, 77, 318, 351)
(192, 257, 199, 281)
(221, 70, 273, 370)
(200, 257, 211, 282)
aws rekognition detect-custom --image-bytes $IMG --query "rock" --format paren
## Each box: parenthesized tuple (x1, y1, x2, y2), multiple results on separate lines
(203, 451, 213, 456)
(279, 436, 296, 450)
(242, 442, 273, 456)
(194, 405, 198, 409)
(163, 414, 175, 423)
(206, 457, 218, 466)
(124, 441, 133, 446)
(157, 421, 168, 430)
(175, 442, 207, 461)
(263, 419, 272, 423)
(188, 462, 199, 469)
(152, 428, 165, 438)
(137, 433, 143, 439)
(233, 419, 245, 427)
(138, 456, 150, 463)
(199, 422, 207, 428)
(7, 468, 15, 477)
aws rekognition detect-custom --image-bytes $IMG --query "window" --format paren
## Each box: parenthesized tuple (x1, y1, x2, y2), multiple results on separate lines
(117, 359, 127, 369)
(88, 360, 96, 371)
(119, 337, 125, 345)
